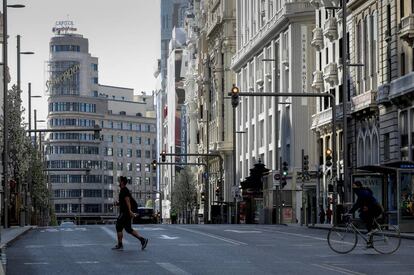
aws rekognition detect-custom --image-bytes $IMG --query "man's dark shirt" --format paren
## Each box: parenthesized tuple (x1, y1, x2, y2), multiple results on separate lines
(349, 187, 379, 214)
(119, 186, 132, 214)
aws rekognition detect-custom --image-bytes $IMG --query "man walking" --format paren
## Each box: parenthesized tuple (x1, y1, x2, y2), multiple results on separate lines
(112, 176, 148, 250)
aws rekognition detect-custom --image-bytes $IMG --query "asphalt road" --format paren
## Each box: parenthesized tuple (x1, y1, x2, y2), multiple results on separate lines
(6, 224, 414, 275)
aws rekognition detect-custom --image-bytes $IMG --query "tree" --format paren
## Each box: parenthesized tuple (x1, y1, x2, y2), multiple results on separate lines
(171, 167, 197, 224)
(0, 85, 50, 226)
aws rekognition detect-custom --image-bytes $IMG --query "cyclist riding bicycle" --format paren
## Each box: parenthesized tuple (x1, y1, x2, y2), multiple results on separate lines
(347, 181, 383, 248)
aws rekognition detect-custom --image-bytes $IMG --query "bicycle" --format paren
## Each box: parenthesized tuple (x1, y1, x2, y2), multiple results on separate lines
(327, 213, 401, 254)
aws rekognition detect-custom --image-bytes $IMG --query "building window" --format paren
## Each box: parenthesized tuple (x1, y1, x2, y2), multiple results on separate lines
(127, 149, 132, 158)
(117, 162, 123, 171)
(117, 149, 123, 157)
(117, 135, 123, 143)
(127, 163, 132, 171)
(145, 150, 151, 159)
(84, 204, 101, 213)
(136, 137, 142, 144)
(401, 52, 406, 76)
(92, 77, 98, 84)
(136, 163, 141, 172)
(400, 110, 409, 160)
(136, 149, 141, 158)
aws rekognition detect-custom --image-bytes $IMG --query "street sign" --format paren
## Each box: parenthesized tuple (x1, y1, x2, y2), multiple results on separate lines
(273, 171, 280, 187)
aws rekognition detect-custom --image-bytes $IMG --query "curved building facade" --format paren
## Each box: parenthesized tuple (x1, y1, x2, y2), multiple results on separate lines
(46, 26, 157, 224)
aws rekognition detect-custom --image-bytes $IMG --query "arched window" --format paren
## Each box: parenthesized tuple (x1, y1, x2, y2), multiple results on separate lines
(357, 134, 364, 166)
(372, 130, 379, 164)
(365, 134, 372, 165)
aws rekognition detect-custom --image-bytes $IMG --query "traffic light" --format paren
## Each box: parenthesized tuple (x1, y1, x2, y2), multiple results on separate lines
(325, 148, 333, 168)
(229, 84, 240, 108)
(215, 186, 220, 197)
(201, 192, 205, 202)
(151, 160, 157, 171)
(302, 155, 309, 174)
(302, 154, 309, 181)
(282, 161, 288, 176)
(161, 151, 166, 162)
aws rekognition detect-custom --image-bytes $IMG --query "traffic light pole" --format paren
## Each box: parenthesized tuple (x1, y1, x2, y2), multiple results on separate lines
(234, 92, 338, 225)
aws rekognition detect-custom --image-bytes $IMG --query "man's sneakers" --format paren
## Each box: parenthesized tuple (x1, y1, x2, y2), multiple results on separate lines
(365, 241, 374, 249)
(141, 238, 149, 250)
(112, 243, 123, 250)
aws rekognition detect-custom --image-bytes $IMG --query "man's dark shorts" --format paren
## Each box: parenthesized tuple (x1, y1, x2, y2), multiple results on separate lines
(116, 213, 133, 233)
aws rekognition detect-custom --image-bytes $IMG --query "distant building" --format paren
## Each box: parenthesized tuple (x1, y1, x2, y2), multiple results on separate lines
(46, 23, 156, 224)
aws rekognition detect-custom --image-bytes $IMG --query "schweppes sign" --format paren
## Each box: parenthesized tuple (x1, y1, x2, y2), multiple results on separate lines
(46, 64, 80, 91)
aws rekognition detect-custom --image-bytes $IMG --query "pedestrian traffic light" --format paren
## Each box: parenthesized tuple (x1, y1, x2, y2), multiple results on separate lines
(325, 148, 333, 168)
(229, 84, 240, 108)
(282, 161, 288, 176)
(151, 160, 157, 171)
(280, 177, 287, 189)
(161, 151, 166, 162)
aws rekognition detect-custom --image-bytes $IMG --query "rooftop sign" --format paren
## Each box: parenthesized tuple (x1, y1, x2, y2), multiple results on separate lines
(52, 20, 77, 35)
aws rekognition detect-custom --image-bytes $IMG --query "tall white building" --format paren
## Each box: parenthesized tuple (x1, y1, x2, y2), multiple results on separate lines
(231, 0, 317, 224)
(46, 24, 156, 224)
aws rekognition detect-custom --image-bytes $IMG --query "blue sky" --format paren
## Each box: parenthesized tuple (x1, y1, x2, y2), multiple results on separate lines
(8, 0, 160, 125)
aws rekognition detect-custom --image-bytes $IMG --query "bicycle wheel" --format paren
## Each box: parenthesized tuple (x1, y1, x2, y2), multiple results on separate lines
(372, 225, 401, 254)
(327, 225, 358, 254)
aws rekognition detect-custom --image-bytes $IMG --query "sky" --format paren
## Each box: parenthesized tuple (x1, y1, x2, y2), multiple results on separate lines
(8, 0, 161, 127)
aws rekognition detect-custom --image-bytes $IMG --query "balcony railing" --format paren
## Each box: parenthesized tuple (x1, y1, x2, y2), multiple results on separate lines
(400, 14, 414, 46)
(351, 90, 377, 113)
(323, 63, 338, 86)
(312, 70, 324, 91)
(311, 27, 324, 51)
(323, 16, 338, 42)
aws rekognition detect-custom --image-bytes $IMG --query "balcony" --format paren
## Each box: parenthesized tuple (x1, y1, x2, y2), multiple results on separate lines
(351, 90, 377, 113)
(400, 14, 414, 46)
(377, 83, 390, 104)
(323, 17, 338, 42)
(311, 27, 324, 51)
(323, 63, 338, 86)
(388, 72, 414, 102)
(311, 70, 324, 91)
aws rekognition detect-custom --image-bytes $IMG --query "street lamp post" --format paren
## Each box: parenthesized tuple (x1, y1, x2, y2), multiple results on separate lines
(16, 34, 34, 94)
(2, 0, 25, 229)
(28, 83, 42, 134)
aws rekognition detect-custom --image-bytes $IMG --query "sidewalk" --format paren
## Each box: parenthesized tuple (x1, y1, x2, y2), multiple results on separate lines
(290, 223, 414, 240)
(0, 226, 34, 275)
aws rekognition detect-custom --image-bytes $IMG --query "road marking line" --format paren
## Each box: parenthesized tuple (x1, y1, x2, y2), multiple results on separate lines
(313, 264, 366, 275)
(159, 234, 179, 240)
(157, 262, 191, 275)
(100, 226, 130, 244)
(224, 230, 262, 234)
(176, 227, 247, 245)
(25, 245, 45, 248)
(135, 227, 165, 231)
(76, 261, 99, 264)
(24, 262, 49, 265)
